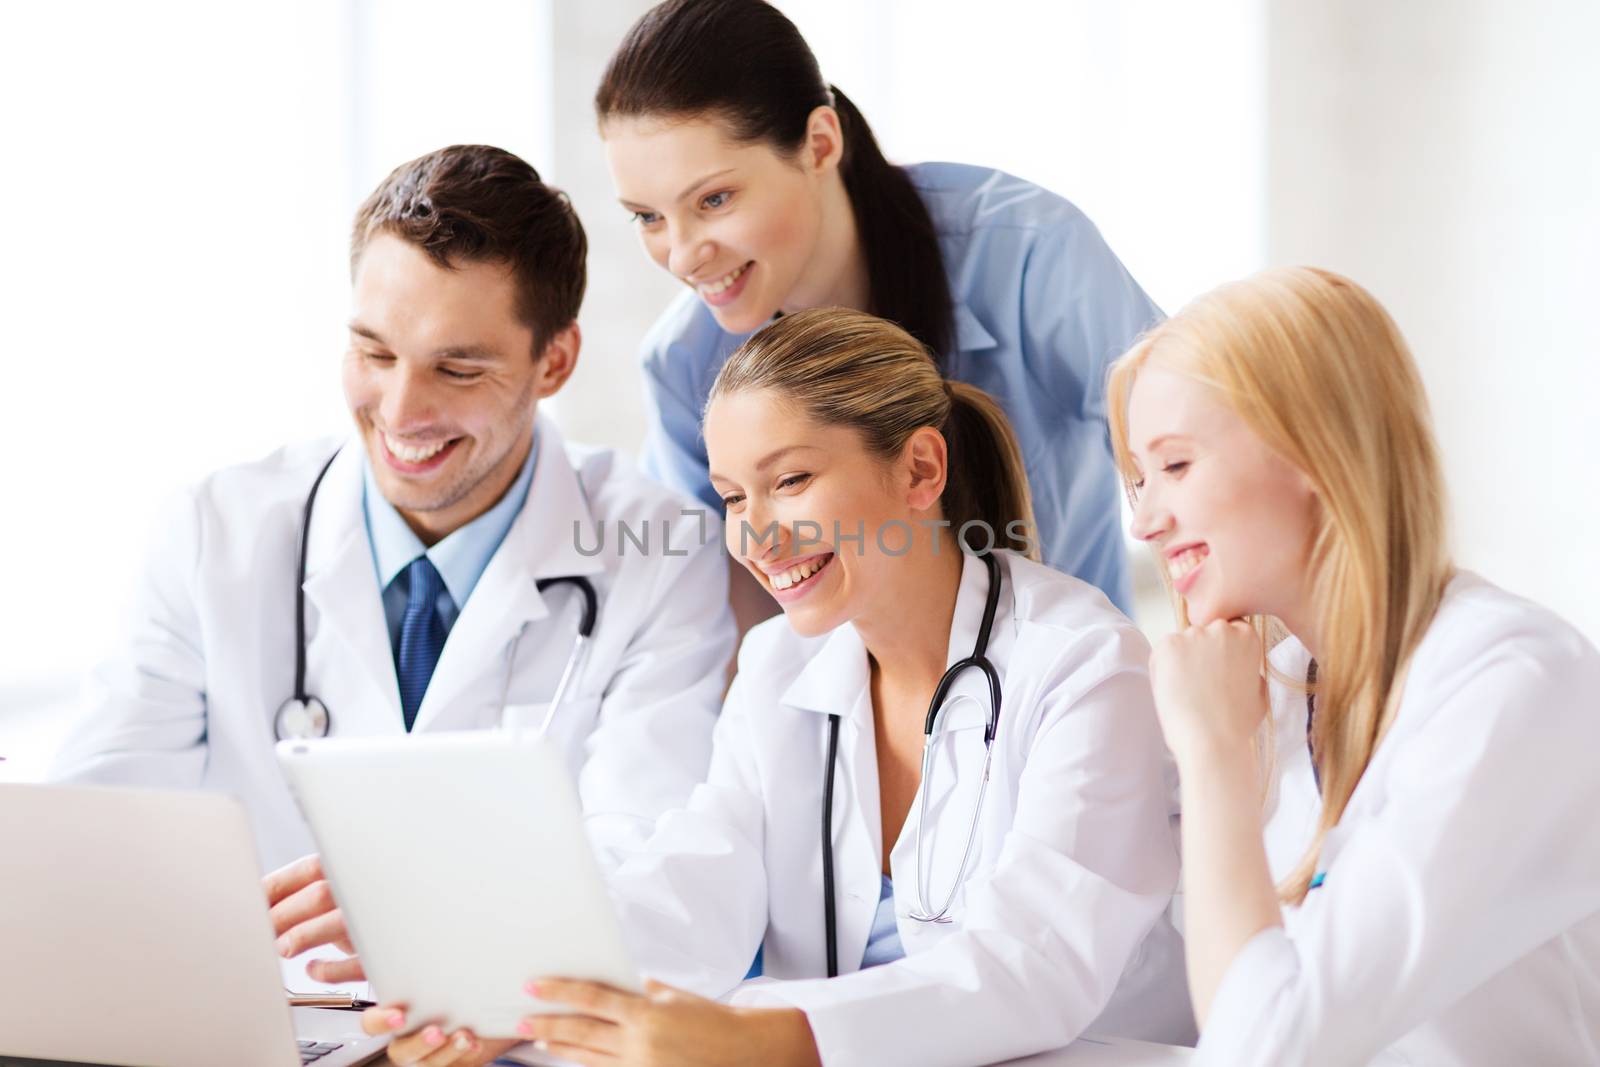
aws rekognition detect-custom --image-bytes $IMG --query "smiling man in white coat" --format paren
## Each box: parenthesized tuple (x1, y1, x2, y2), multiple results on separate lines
(53, 145, 734, 949)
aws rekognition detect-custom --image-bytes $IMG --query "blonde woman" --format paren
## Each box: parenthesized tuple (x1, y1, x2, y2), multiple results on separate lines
(363, 308, 1192, 1066)
(1109, 266, 1600, 1065)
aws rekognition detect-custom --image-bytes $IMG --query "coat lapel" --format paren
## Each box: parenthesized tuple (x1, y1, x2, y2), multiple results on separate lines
(412, 417, 606, 733)
(300, 442, 405, 736)
(780, 625, 884, 973)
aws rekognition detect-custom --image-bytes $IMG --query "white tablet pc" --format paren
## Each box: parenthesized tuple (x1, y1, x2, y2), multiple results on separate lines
(276, 731, 640, 1037)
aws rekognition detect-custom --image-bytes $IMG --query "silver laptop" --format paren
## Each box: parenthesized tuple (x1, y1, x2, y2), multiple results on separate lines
(0, 782, 388, 1067)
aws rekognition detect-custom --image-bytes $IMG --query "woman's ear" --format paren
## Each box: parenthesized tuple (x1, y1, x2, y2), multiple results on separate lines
(902, 427, 949, 513)
(803, 105, 845, 174)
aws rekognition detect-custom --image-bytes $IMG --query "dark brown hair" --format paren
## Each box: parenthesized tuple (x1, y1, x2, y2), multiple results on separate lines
(710, 309, 1036, 558)
(350, 144, 587, 355)
(596, 0, 955, 363)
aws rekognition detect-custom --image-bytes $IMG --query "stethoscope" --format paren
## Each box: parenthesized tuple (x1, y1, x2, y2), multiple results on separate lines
(273, 448, 599, 741)
(820, 550, 1004, 976)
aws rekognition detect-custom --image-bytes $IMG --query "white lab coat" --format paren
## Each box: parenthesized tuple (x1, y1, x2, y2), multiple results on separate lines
(1199, 570, 1600, 1065)
(605, 550, 1196, 1067)
(52, 415, 735, 874)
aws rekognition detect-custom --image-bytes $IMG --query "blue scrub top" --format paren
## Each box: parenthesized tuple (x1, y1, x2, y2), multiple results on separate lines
(636, 161, 1160, 613)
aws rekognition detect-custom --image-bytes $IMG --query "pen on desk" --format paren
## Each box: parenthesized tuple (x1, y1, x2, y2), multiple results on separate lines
(286, 993, 377, 1010)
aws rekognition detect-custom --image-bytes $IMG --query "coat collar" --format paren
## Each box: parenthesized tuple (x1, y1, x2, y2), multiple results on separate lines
(298, 415, 609, 733)
(778, 551, 1003, 732)
(411, 414, 605, 730)
(361, 432, 539, 608)
(505, 414, 608, 585)
(302, 439, 368, 582)
(431, 413, 605, 649)
(778, 624, 873, 726)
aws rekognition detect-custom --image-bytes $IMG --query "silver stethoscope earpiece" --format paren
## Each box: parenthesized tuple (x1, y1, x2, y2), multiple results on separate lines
(274, 447, 598, 741)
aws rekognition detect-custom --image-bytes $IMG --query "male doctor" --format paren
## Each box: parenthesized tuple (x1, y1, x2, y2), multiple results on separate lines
(54, 144, 734, 930)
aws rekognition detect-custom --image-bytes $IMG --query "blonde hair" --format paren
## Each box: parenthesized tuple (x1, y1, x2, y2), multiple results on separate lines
(709, 307, 1038, 559)
(1106, 266, 1452, 904)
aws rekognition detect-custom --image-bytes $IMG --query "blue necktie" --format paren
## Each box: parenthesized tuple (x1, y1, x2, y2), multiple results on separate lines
(396, 556, 446, 731)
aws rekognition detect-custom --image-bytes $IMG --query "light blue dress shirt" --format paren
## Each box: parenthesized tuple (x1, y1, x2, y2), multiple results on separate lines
(362, 433, 539, 651)
(636, 162, 1161, 613)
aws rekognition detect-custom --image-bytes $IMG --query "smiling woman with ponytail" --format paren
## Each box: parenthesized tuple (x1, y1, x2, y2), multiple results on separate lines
(595, 0, 1161, 623)
(499, 308, 1192, 1066)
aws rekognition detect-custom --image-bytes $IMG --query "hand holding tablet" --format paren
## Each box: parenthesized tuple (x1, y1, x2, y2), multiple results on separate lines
(276, 731, 641, 1041)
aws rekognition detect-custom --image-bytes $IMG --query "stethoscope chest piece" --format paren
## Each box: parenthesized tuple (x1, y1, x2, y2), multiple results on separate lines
(275, 695, 331, 741)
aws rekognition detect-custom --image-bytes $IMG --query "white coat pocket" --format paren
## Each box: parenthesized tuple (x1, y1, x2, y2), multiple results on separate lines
(500, 697, 604, 772)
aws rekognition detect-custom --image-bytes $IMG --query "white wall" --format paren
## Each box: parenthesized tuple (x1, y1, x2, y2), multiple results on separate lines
(1264, 0, 1600, 641)
(1, 1, 355, 700)
(544, 0, 683, 449)
(348, 0, 554, 202)
(780, 0, 1267, 317)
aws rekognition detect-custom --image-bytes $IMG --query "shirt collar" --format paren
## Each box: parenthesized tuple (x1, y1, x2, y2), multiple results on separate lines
(953, 301, 998, 353)
(362, 429, 540, 608)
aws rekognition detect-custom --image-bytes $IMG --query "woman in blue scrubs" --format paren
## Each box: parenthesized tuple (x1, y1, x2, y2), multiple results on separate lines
(596, 0, 1161, 613)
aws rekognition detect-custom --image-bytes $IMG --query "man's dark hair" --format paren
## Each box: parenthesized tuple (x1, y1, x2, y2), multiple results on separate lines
(351, 144, 587, 355)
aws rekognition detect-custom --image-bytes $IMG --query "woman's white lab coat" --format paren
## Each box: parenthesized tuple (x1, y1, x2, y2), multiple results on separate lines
(1198, 570, 1600, 1065)
(606, 550, 1196, 1066)
(51, 415, 734, 873)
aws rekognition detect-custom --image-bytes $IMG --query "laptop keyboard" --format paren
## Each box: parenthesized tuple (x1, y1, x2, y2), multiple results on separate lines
(298, 1038, 346, 1063)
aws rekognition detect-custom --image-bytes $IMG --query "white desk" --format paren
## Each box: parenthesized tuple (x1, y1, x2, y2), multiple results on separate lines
(492, 1033, 1193, 1067)
(997, 1036, 1194, 1065)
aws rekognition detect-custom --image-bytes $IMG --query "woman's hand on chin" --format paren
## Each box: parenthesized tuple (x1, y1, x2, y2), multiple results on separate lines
(520, 977, 822, 1067)
(1149, 617, 1270, 767)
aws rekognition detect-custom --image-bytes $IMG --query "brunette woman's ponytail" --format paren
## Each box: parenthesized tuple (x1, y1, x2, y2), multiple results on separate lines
(711, 308, 1037, 558)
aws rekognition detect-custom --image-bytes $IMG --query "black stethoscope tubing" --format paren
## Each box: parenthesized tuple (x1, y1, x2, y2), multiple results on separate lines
(821, 550, 1004, 976)
(288, 449, 342, 708)
(277, 447, 597, 740)
(535, 574, 598, 636)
